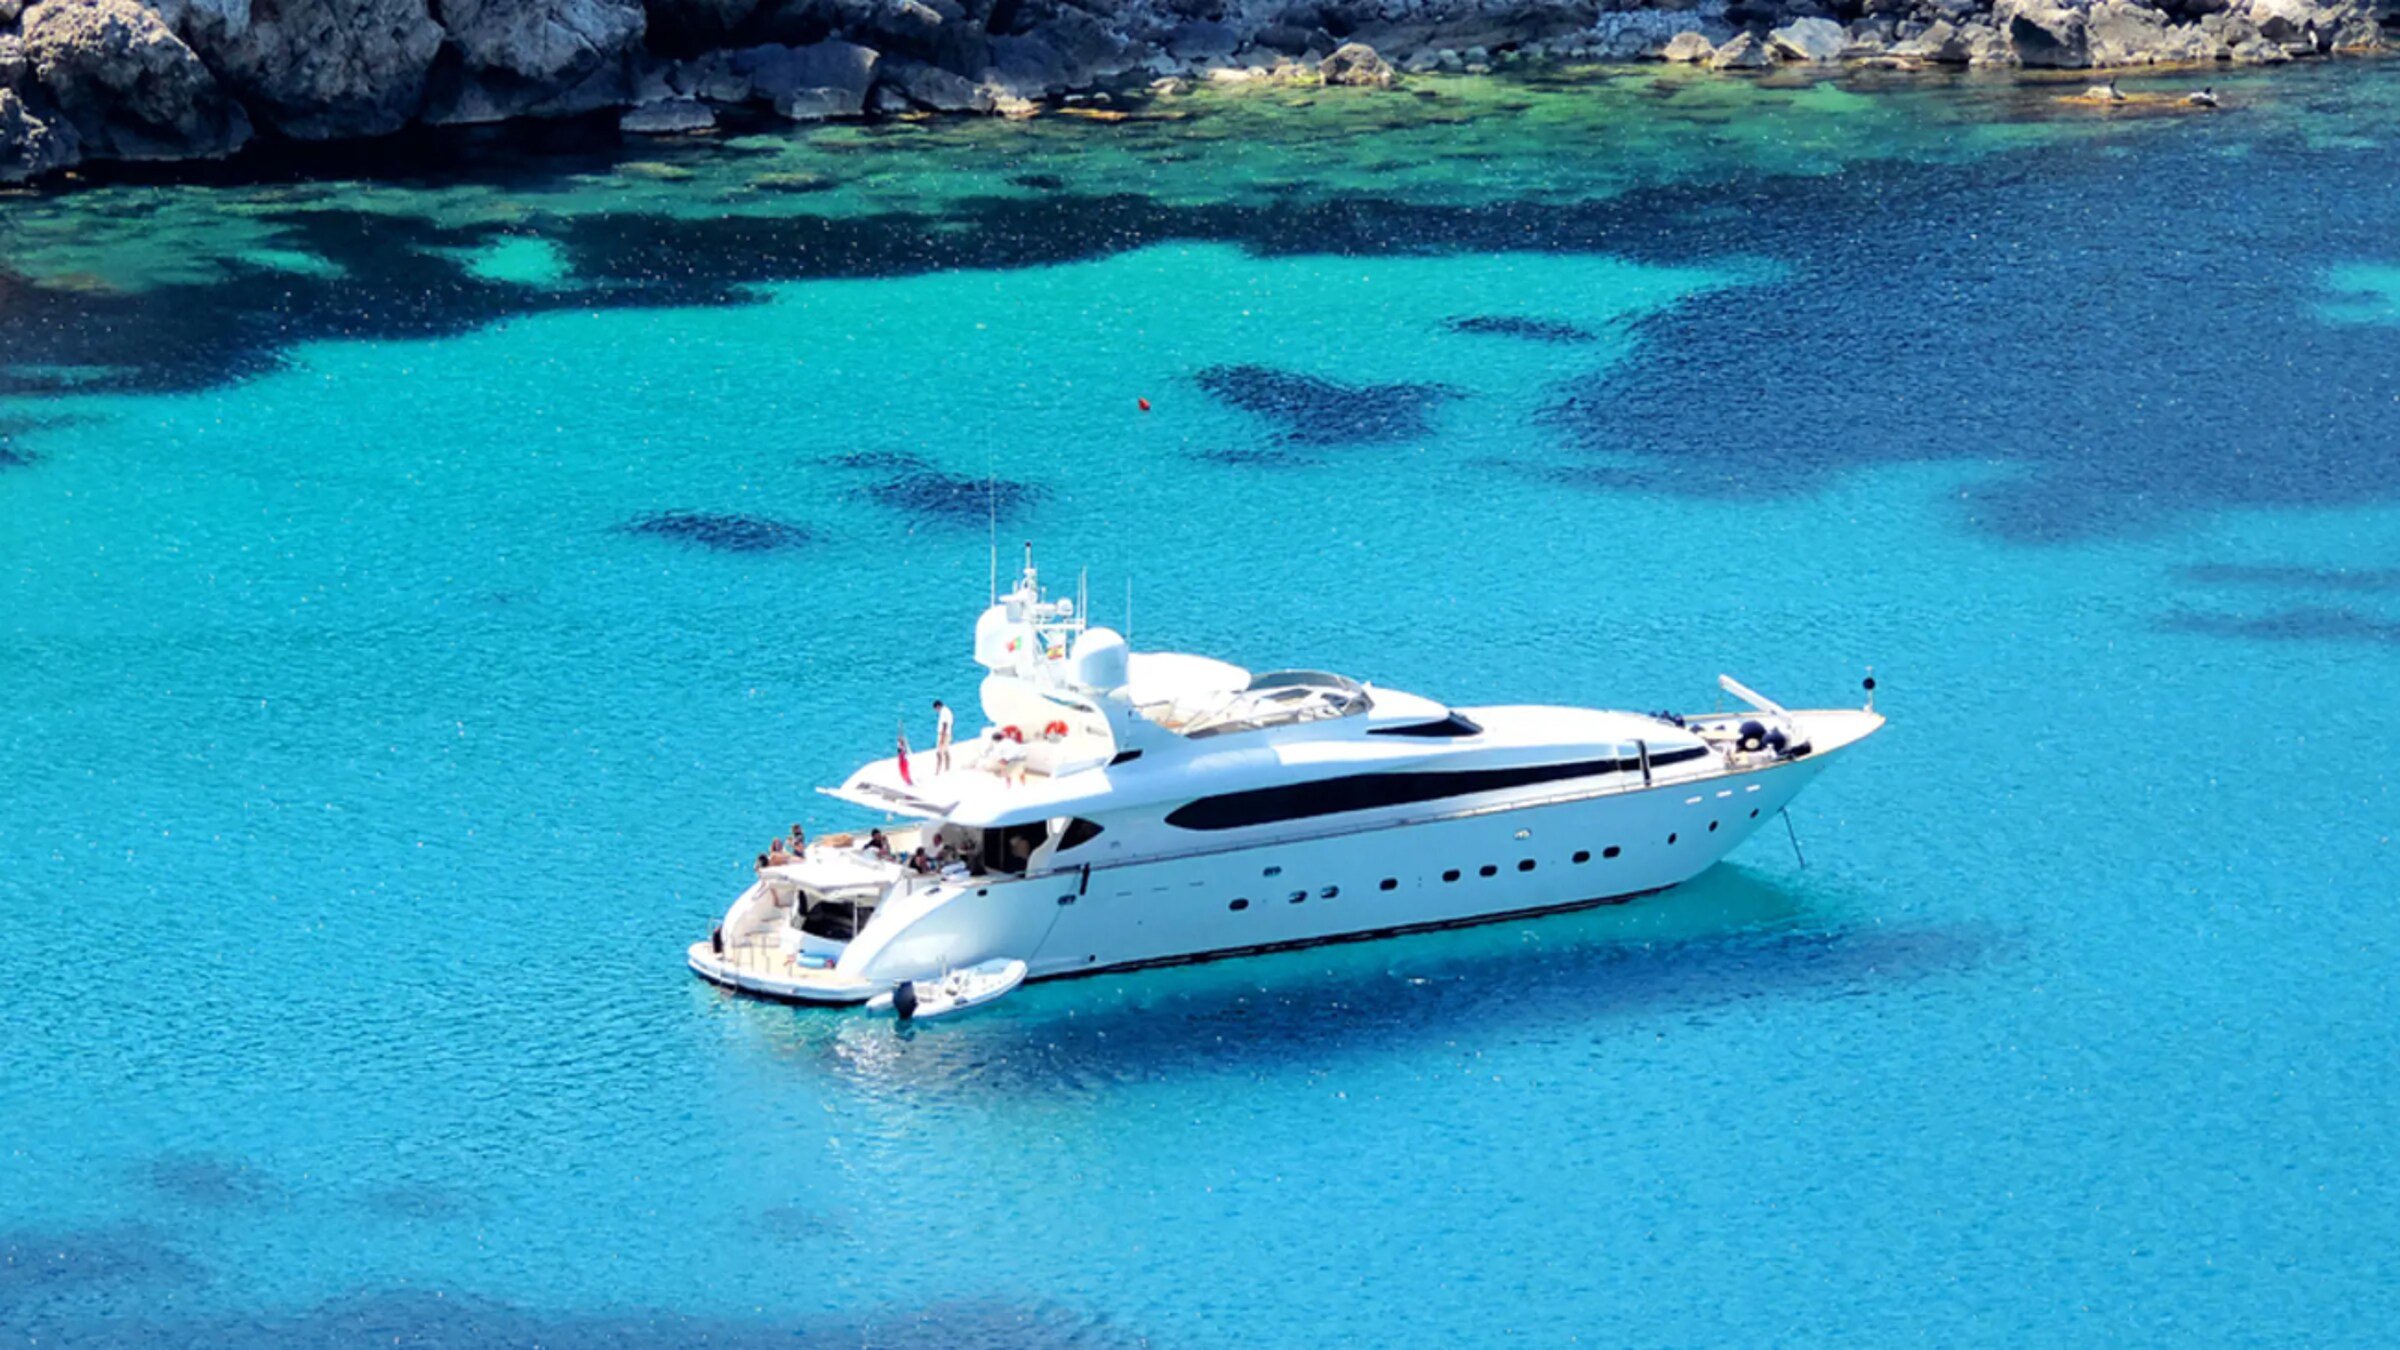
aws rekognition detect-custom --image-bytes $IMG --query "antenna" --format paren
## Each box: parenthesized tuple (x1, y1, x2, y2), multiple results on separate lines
(1125, 577, 1133, 644)
(1078, 567, 1088, 629)
(986, 456, 997, 606)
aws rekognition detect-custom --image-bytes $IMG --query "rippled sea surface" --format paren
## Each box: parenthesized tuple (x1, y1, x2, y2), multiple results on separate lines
(4, 62, 2398, 1345)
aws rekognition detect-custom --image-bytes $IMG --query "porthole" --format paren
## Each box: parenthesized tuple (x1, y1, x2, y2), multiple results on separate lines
(1263, 865, 1282, 877)
(1750, 808, 1760, 818)
(1443, 869, 1461, 883)
(1288, 890, 1307, 904)
(1572, 850, 1591, 864)
(1603, 846, 1621, 859)
(1516, 859, 1535, 872)
(1708, 821, 1719, 833)
(1478, 864, 1498, 878)
(1320, 885, 1339, 899)
(1229, 898, 1249, 911)
(1667, 833, 1678, 845)
(1379, 878, 1398, 891)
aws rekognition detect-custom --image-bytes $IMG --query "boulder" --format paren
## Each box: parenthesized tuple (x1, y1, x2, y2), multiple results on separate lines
(736, 39, 880, 106)
(1592, 10, 1708, 58)
(1006, 9, 1133, 90)
(1768, 15, 1846, 58)
(1, 84, 79, 181)
(0, 0, 19, 23)
(1162, 19, 1240, 61)
(773, 87, 855, 118)
(1707, 30, 1773, 67)
(987, 32, 1070, 93)
(22, 0, 250, 158)
(430, 0, 647, 120)
(1964, 22, 2019, 62)
(1892, 17, 1973, 58)
(2083, 1, 2171, 60)
(619, 95, 715, 130)
(876, 55, 990, 111)
(2002, 1, 2091, 64)
(1662, 29, 1717, 59)
(186, 0, 445, 139)
(1, 34, 25, 86)
(2229, 32, 2294, 55)
(2245, 0, 2377, 46)
(1319, 39, 1393, 85)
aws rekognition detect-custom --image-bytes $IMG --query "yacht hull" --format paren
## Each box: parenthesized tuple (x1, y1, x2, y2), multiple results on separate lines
(839, 733, 1852, 991)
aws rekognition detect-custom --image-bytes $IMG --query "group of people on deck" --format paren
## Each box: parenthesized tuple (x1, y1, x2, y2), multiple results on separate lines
(753, 820, 976, 879)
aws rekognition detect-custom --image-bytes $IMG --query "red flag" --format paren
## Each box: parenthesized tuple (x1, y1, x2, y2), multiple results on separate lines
(896, 722, 913, 787)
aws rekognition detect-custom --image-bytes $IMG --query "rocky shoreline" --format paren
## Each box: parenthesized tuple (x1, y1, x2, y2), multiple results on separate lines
(1, 0, 2392, 185)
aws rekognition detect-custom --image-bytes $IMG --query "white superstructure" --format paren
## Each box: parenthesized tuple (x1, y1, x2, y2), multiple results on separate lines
(688, 550, 1884, 1006)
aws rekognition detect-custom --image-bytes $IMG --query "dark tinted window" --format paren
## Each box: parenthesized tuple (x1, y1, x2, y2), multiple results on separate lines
(1229, 898, 1249, 911)
(1478, 864, 1498, 878)
(1166, 756, 1644, 831)
(1368, 712, 1485, 738)
(1603, 846, 1621, 859)
(1443, 869, 1461, 883)
(1058, 818, 1104, 851)
(1572, 850, 1591, 864)
(1379, 878, 1398, 891)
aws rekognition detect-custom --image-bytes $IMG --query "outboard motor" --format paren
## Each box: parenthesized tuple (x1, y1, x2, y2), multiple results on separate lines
(891, 981, 919, 1022)
(710, 924, 724, 957)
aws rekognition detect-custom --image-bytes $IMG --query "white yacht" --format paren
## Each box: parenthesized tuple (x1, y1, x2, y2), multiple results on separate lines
(689, 551, 1884, 1007)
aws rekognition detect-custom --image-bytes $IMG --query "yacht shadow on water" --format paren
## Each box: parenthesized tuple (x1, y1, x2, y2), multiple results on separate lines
(738, 865, 1991, 1092)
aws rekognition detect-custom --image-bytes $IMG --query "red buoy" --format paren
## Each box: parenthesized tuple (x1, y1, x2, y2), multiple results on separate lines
(1137, 397, 1151, 412)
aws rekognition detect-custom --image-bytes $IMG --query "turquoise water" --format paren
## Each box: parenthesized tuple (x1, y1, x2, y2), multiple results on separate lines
(4, 61, 2399, 1344)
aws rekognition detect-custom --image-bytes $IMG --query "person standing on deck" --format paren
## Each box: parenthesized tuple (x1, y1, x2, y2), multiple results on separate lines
(933, 699, 954, 774)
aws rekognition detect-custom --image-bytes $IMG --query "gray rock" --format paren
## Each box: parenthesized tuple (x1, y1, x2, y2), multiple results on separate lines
(1, 84, 79, 180)
(1768, 14, 1846, 58)
(432, 0, 646, 121)
(0, 0, 19, 24)
(1892, 17, 1969, 56)
(2001, 0, 2090, 64)
(730, 40, 879, 110)
(1319, 39, 1394, 84)
(22, 0, 250, 158)
(619, 95, 715, 131)
(1964, 21, 2019, 63)
(774, 86, 861, 118)
(2229, 32, 2295, 55)
(877, 56, 990, 111)
(1, 34, 25, 88)
(1251, 23, 1320, 54)
(2083, 1, 2170, 60)
(187, 0, 444, 139)
(1010, 9, 1134, 89)
(1662, 29, 1717, 59)
(1707, 30, 1773, 66)
(987, 32, 1069, 93)
(1163, 19, 1240, 60)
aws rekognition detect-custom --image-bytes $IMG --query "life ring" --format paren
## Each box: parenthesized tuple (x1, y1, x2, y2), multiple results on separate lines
(1043, 719, 1069, 739)
(1001, 725, 1024, 743)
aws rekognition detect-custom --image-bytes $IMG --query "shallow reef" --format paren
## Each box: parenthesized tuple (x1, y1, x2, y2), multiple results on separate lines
(1195, 364, 1461, 446)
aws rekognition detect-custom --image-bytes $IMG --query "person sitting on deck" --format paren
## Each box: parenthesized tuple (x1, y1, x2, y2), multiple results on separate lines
(754, 852, 771, 874)
(866, 828, 891, 859)
(788, 823, 807, 854)
(766, 839, 793, 867)
(906, 847, 936, 875)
